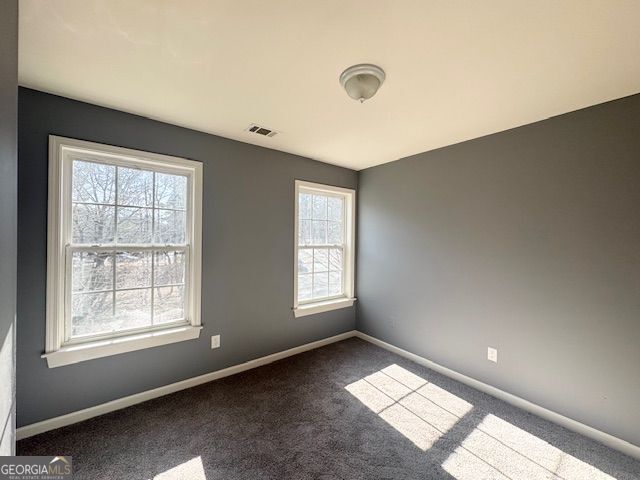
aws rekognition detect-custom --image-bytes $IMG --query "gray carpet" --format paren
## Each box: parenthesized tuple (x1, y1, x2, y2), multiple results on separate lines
(18, 338, 640, 479)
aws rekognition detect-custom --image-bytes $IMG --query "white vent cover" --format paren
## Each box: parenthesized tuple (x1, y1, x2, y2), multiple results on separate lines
(245, 123, 278, 137)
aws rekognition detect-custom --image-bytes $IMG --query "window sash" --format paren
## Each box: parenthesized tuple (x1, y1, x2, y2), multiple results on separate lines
(65, 157, 192, 342)
(64, 245, 190, 344)
(70, 161, 191, 246)
(296, 244, 345, 305)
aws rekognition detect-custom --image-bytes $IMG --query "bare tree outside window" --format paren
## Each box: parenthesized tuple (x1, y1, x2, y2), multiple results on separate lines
(70, 159, 188, 338)
(297, 191, 345, 303)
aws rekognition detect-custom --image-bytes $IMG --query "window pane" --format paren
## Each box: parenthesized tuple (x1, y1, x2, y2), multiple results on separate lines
(72, 203, 115, 244)
(115, 288, 152, 330)
(154, 286, 185, 324)
(118, 167, 153, 207)
(329, 271, 343, 296)
(71, 291, 114, 337)
(313, 248, 328, 273)
(312, 220, 327, 244)
(155, 173, 187, 210)
(298, 274, 312, 302)
(116, 251, 152, 289)
(298, 219, 311, 246)
(328, 196, 343, 222)
(72, 160, 115, 204)
(327, 221, 343, 244)
(297, 248, 313, 275)
(299, 193, 312, 219)
(155, 209, 186, 244)
(154, 251, 186, 286)
(313, 272, 329, 298)
(312, 195, 327, 220)
(117, 207, 152, 244)
(72, 252, 113, 292)
(329, 248, 343, 272)
(62, 144, 199, 344)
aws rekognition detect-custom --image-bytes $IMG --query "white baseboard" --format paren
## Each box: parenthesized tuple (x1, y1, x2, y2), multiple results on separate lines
(16, 330, 357, 440)
(355, 331, 640, 460)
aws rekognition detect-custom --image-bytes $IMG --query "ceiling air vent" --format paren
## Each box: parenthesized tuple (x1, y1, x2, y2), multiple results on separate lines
(245, 123, 278, 137)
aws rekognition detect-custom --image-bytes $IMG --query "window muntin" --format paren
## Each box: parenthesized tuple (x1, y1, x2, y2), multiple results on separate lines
(297, 191, 345, 303)
(295, 181, 355, 310)
(68, 159, 189, 340)
(47, 137, 202, 357)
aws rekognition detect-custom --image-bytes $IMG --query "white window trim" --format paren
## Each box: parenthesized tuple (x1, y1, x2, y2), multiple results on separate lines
(45, 136, 203, 368)
(293, 180, 356, 317)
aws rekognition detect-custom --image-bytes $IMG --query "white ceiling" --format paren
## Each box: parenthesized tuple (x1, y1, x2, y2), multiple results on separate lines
(19, 1, 640, 170)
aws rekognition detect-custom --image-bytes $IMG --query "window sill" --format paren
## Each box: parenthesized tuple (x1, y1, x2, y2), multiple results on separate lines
(42, 325, 202, 368)
(293, 297, 356, 318)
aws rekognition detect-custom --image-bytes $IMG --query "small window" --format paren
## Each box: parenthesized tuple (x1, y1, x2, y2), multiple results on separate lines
(294, 180, 355, 317)
(45, 136, 202, 367)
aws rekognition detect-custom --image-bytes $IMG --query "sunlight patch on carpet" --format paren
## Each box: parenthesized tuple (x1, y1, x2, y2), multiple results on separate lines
(153, 456, 206, 480)
(443, 414, 616, 480)
(345, 364, 472, 450)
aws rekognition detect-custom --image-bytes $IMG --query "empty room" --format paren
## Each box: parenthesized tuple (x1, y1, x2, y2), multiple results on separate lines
(1, 1, 640, 478)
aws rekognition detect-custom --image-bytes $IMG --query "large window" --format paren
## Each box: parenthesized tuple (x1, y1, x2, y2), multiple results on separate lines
(45, 136, 202, 367)
(294, 181, 355, 317)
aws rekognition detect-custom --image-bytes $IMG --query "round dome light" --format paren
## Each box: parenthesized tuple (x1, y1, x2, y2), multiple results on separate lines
(339, 64, 386, 103)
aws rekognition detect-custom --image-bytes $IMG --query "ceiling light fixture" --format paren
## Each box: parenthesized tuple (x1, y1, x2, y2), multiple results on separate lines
(339, 64, 386, 103)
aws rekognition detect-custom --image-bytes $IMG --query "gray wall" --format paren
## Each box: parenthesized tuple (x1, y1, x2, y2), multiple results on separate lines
(0, 0, 18, 455)
(17, 88, 357, 427)
(357, 94, 640, 446)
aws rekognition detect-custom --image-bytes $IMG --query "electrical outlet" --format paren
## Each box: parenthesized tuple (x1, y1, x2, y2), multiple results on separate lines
(487, 347, 498, 363)
(211, 335, 220, 349)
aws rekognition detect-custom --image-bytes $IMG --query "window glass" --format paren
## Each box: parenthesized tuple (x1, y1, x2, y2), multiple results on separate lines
(69, 160, 189, 339)
(297, 190, 347, 304)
